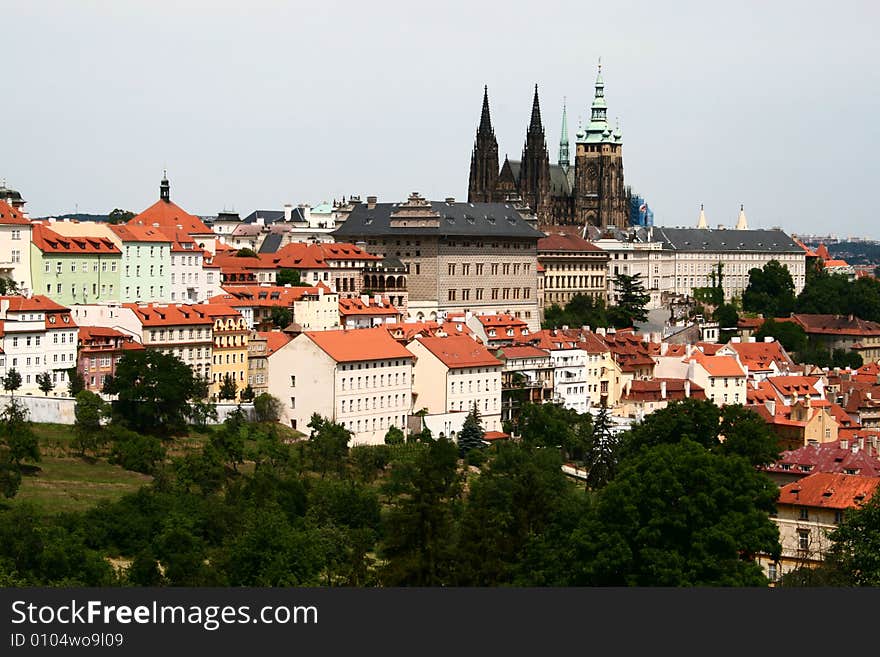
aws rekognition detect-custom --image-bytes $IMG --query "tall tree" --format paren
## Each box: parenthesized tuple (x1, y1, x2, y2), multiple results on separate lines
(35, 371, 54, 396)
(457, 402, 486, 457)
(276, 269, 302, 286)
(755, 317, 807, 354)
(102, 350, 201, 436)
(610, 272, 650, 326)
(2, 368, 22, 398)
(307, 414, 351, 479)
(253, 393, 282, 423)
(820, 495, 880, 586)
(742, 259, 796, 318)
(73, 390, 108, 457)
(107, 208, 135, 224)
(585, 404, 619, 490)
(517, 401, 592, 462)
(66, 367, 86, 397)
(218, 373, 238, 401)
(269, 306, 292, 329)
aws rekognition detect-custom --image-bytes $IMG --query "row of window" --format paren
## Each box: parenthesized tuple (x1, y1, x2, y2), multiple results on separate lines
(449, 379, 497, 394)
(338, 372, 408, 390)
(339, 360, 409, 371)
(46, 283, 116, 298)
(447, 262, 532, 277)
(340, 394, 407, 413)
(149, 328, 211, 341)
(45, 260, 118, 274)
(212, 371, 245, 382)
(448, 398, 497, 412)
(546, 276, 605, 289)
(1, 352, 75, 369)
(213, 353, 246, 365)
(448, 288, 531, 301)
(340, 415, 406, 434)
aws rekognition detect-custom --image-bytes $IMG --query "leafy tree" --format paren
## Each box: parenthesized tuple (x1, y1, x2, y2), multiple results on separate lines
(742, 259, 796, 318)
(517, 401, 592, 462)
(234, 248, 259, 258)
(457, 403, 485, 457)
(253, 393, 282, 423)
(694, 262, 725, 307)
(755, 317, 807, 354)
(542, 294, 610, 330)
(218, 373, 238, 401)
(575, 440, 781, 586)
(66, 367, 86, 397)
(454, 443, 571, 585)
(384, 425, 405, 446)
(0, 277, 19, 295)
(716, 404, 780, 466)
(269, 305, 292, 329)
(102, 350, 201, 436)
(795, 271, 850, 316)
(35, 371, 54, 396)
(814, 495, 880, 586)
(107, 426, 166, 475)
(107, 208, 135, 224)
(713, 303, 739, 341)
(0, 398, 39, 466)
(379, 436, 460, 586)
(2, 368, 22, 397)
(610, 272, 650, 326)
(189, 400, 218, 428)
(585, 404, 619, 490)
(73, 390, 108, 457)
(240, 384, 256, 402)
(276, 269, 302, 286)
(621, 397, 722, 458)
(307, 414, 351, 478)
(210, 407, 248, 472)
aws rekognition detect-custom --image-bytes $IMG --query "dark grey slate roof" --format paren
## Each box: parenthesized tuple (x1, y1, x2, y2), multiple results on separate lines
(507, 160, 573, 197)
(242, 207, 308, 225)
(652, 227, 803, 253)
(332, 201, 545, 240)
(258, 232, 284, 254)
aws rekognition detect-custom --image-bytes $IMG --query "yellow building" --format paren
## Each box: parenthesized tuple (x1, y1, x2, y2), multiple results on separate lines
(203, 305, 249, 401)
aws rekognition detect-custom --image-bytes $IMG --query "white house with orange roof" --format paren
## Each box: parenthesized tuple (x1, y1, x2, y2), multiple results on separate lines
(339, 295, 401, 328)
(262, 242, 381, 298)
(717, 336, 794, 381)
(406, 334, 503, 436)
(269, 327, 414, 442)
(0, 200, 33, 293)
(522, 328, 589, 413)
(686, 352, 747, 406)
(209, 284, 339, 331)
(465, 312, 532, 348)
(0, 295, 78, 396)
(766, 375, 825, 406)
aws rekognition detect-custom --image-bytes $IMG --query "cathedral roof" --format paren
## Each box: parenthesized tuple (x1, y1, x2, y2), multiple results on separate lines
(507, 160, 573, 197)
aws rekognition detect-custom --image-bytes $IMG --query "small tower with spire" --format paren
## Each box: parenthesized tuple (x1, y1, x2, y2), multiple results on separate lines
(558, 98, 570, 171)
(160, 170, 170, 203)
(735, 204, 749, 230)
(697, 204, 708, 229)
(467, 86, 500, 204)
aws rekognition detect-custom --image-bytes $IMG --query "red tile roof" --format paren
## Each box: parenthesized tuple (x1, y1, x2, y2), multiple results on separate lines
(306, 328, 414, 363)
(339, 297, 399, 316)
(0, 295, 68, 313)
(496, 345, 550, 360)
(124, 303, 214, 327)
(725, 340, 792, 372)
(264, 242, 380, 270)
(768, 376, 822, 397)
(109, 224, 172, 243)
(128, 199, 214, 236)
(777, 472, 880, 510)
(414, 335, 501, 369)
(538, 233, 605, 253)
(792, 314, 880, 337)
(210, 285, 330, 307)
(766, 441, 880, 477)
(622, 378, 706, 402)
(690, 353, 746, 377)
(256, 330, 293, 356)
(0, 200, 30, 226)
(31, 223, 120, 254)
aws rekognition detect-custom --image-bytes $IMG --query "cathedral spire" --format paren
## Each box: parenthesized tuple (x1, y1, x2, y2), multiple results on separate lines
(529, 84, 543, 133)
(697, 203, 708, 229)
(478, 85, 493, 137)
(558, 98, 570, 169)
(735, 204, 749, 230)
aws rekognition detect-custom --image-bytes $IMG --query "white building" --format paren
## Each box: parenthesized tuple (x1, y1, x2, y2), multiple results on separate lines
(0, 201, 33, 293)
(269, 327, 414, 443)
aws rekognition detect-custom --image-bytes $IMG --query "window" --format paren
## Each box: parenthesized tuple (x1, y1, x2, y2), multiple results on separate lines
(448, 289, 456, 301)
(797, 529, 809, 551)
(767, 563, 778, 582)
(56, 261, 62, 273)
(798, 507, 809, 521)
(448, 263, 456, 276)
(11, 249, 20, 263)
(834, 510, 844, 525)
(290, 375, 296, 387)
(11, 229, 20, 240)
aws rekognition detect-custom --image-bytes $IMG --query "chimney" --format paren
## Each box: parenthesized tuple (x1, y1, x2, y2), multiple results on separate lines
(660, 342, 668, 356)
(660, 380, 667, 399)
(765, 399, 776, 417)
(596, 327, 605, 337)
(764, 336, 775, 343)
(731, 337, 741, 343)
(361, 294, 369, 305)
(748, 336, 756, 343)
(684, 379, 691, 398)
(445, 197, 456, 204)
(367, 195, 378, 209)
(283, 203, 293, 221)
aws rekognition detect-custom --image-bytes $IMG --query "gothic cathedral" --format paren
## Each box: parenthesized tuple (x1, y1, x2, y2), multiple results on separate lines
(467, 63, 629, 229)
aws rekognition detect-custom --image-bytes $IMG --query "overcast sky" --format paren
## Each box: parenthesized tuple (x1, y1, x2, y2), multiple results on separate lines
(3, 0, 878, 237)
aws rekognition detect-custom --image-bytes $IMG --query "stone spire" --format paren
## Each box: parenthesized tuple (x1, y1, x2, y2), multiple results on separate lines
(735, 204, 749, 230)
(558, 98, 570, 170)
(160, 170, 170, 203)
(697, 204, 708, 229)
(579, 58, 611, 144)
(520, 84, 551, 220)
(467, 86, 500, 203)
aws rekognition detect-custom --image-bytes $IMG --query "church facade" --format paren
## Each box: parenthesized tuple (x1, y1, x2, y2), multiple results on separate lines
(467, 64, 629, 229)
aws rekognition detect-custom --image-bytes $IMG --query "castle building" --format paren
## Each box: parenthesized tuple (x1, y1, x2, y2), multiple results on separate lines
(467, 63, 629, 229)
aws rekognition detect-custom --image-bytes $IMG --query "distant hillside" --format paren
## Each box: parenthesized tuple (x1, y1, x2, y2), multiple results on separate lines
(32, 213, 111, 223)
(825, 241, 880, 265)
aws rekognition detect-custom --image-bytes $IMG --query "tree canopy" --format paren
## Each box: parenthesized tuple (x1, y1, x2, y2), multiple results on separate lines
(611, 272, 650, 326)
(742, 260, 796, 318)
(102, 350, 202, 436)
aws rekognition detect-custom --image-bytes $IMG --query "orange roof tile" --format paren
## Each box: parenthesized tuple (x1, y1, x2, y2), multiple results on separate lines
(414, 335, 501, 369)
(496, 345, 550, 360)
(537, 233, 605, 253)
(123, 303, 214, 327)
(0, 200, 30, 226)
(256, 330, 293, 356)
(691, 353, 746, 377)
(31, 223, 120, 254)
(778, 472, 880, 510)
(0, 295, 68, 313)
(128, 199, 213, 236)
(109, 224, 172, 243)
(306, 328, 414, 363)
(210, 285, 330, 308)
(339, 297, 399, 316)
(264, 242, 380, 270)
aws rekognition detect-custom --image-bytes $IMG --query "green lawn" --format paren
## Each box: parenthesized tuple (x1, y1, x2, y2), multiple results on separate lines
(14, 457, 152, 515)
